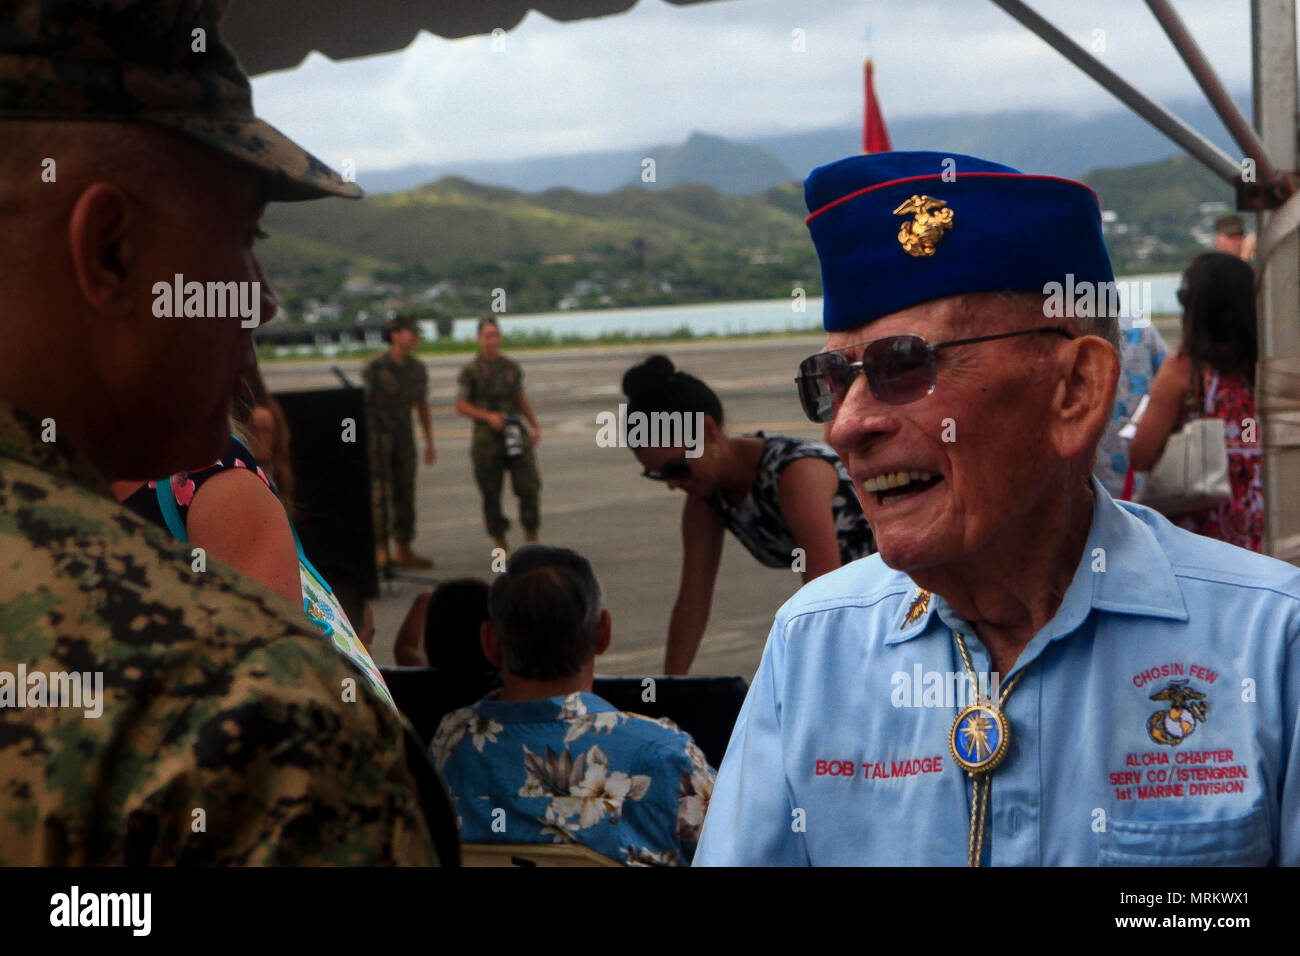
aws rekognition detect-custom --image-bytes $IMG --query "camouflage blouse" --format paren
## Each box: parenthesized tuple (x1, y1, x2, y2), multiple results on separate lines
(0, 401, 438, 865)
(364, 351, 429, 434)
(458, 355, 525, 441)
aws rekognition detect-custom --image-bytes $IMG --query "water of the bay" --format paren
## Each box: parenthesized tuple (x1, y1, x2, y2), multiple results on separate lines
(439, 272, 1181, 341)
(281, 273, 1182, 357)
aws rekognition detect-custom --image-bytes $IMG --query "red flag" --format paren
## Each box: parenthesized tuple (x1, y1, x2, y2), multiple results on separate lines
(862, 59, 892, 154)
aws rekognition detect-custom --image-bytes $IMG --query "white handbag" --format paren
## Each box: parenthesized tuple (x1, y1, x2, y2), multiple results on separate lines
(1135, 362, 1232, 517)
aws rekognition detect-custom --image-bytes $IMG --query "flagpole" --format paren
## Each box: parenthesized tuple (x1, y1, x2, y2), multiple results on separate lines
(862, 53, 892, 154)
(863, 59, 871, 154)
(863, 24, 873, 154)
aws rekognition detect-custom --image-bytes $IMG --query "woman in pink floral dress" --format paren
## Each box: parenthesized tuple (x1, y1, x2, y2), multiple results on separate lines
(1130, 252, 1262, 551)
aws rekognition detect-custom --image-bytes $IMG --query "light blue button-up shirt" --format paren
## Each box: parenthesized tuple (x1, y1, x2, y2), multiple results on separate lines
(695, 479, 1300, 865)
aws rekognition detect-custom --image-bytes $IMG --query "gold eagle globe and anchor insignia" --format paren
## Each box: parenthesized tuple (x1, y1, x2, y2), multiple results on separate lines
(893, 195, 955, 257)
(1146, 680, 1209, 746)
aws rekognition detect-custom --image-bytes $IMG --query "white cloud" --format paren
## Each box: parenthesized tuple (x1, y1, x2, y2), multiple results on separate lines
(247, 0, 1257, 171)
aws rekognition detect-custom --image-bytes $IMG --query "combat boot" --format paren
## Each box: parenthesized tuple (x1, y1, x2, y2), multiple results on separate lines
(392, 543, 434, 568)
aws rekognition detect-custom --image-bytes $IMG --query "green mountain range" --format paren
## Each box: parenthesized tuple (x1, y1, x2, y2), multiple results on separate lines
(259, 175, 820, 317)
(256, 151, 1234, 322)
(1080, 153, 1234, 273)
(633, 131, 793, 195)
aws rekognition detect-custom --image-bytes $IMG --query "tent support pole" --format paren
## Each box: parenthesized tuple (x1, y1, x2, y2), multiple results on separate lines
(989, 0, 1241, 184)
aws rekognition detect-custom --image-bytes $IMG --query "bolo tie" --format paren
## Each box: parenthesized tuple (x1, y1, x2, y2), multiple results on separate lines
(948, 629, 1029, 867)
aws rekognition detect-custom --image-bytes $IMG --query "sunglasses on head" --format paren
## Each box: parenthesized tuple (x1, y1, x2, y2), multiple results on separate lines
(642, 457, 692, 482)
(794, 326, 1076, 423)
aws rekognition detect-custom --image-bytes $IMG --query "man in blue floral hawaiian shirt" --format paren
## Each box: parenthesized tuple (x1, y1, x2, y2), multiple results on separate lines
(431, 545, 715, 865)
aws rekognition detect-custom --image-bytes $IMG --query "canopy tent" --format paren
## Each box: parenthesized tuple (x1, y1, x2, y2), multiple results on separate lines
(225, 0, 1300, 561)
(224, 0, 726, 76)
(989, 0, 1300, 562)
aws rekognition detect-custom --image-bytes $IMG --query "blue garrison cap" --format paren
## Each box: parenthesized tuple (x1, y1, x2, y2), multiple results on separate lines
(804, 151, 1114, 332)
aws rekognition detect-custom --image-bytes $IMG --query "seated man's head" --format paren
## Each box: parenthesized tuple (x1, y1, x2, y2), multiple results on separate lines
(481, 546, 612, 691)
(798, 152, 1120, 578)
(425, 578, 495, 674)
(0, 3, 358, 482)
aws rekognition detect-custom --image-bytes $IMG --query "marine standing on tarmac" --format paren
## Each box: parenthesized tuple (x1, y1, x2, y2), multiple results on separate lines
(0, 0, 443, 865)
(456, 317, 542, 554)
(365, 313, 435, 569)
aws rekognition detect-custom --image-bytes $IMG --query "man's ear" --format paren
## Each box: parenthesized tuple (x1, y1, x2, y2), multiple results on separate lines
(594, 609, 612, 657)
(67, 182, 143, 318)
(480, 620, 503, 670)
(1049, 336, 1120, 461)
(702, 414, 719, 443)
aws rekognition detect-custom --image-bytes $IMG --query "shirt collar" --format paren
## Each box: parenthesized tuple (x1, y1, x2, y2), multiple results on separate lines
(888, 475, 1187, 646)
(0, 400, 111, 497)
(474, 689, 617, 723)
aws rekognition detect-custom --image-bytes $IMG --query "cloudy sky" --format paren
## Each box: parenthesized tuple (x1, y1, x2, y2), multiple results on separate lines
(249, 0, 1256, 173)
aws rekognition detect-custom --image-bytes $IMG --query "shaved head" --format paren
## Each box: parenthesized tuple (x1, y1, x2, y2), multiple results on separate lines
(0, 119, 276, 481)
(1, 121, 186, 247)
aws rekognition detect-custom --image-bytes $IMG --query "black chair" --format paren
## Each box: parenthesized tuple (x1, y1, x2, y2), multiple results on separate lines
(380, 667, 748, 769)
(381, 666, 502, 745)
(592, 675, 748, 770)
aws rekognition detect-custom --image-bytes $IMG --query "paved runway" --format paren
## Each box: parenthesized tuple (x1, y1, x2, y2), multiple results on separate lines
(264, 334, 831, 681)
(263, 315, 1181, 682)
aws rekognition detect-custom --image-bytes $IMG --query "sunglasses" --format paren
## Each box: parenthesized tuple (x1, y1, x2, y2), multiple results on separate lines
(794, 326, 1075, 423)
(642, 458, 692, 482)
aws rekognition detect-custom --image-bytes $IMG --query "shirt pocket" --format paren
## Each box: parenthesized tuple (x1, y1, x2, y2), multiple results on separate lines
(1098, 806, 1271, 866)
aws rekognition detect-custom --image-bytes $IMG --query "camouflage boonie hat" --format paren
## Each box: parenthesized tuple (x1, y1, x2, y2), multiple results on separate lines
(0, 0, 361, 201)
(389, 313, 418, 334)
(1215, 213, 1245, 237)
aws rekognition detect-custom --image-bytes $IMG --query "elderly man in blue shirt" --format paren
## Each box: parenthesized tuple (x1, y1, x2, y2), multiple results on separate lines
(695, 151, 1300, 867)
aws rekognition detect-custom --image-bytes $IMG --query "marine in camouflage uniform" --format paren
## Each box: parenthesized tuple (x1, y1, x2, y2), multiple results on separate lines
(364, 314, 434, 566)
(457, 330, 542, 548)
(0, 0, 448, 864)
(0, 404, 440, 864)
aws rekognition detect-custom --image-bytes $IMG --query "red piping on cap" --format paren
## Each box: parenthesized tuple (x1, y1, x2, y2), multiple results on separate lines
(805, 171, 1102, 225)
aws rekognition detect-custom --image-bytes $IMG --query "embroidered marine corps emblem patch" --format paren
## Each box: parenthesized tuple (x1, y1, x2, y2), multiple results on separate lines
(893, 195, 954, 257)
(1147, 680, 1209, 747)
